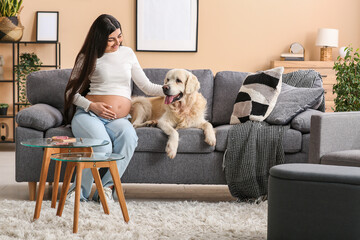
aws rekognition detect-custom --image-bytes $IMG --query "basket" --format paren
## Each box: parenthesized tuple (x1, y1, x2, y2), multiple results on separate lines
(0, 16, 24, 42)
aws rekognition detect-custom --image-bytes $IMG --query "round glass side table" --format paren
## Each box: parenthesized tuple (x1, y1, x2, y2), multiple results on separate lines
(20, 138, 109, 220)
(51, 152, 128, 233)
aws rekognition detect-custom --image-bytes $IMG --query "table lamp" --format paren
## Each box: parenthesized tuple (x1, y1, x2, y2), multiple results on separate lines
(316, 28, 339, 61)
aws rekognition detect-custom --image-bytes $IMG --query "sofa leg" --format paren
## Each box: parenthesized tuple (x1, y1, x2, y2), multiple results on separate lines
(28, 182, 37, 201)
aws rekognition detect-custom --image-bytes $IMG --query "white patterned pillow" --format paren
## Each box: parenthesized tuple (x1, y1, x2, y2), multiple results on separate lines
(230, 67, 284, 124)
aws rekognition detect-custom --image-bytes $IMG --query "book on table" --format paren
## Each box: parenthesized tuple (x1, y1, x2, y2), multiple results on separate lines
(51, 136, 76, 143)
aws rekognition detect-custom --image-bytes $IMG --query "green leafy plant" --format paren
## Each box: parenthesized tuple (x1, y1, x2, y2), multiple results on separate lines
(15, 53, 42, 105)
(0, 0, 23, 17)
(0, 103, 8, 108)
(332, 45, 360, 112)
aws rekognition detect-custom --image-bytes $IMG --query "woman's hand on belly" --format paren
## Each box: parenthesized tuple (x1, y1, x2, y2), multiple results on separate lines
(89, 102, 117, 119)
(86, 95, 132, 119)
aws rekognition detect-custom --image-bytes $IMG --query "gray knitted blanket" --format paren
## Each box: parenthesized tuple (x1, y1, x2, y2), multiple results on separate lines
(224, 69, 322, 201)
(225, 121, 289, 201)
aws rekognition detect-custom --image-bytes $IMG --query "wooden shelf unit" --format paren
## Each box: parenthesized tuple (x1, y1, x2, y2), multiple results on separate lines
(271, 61, 336, 112)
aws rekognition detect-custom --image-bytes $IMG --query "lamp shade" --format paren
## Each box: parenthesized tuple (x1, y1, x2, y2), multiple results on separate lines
(316, 28, 339, 47)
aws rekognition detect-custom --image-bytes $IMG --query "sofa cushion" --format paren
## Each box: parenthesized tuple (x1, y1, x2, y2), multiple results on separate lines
(27, 69, 72, 112)
(215, 124, 302, 153)
(212, 71, 249, 126)
(16, 104, 63, 131)
(321, 150, 360, 167)
(135, 127, 215, 153)
(230, 67, 283, 124)
(291, 109, 322, 133)
(283, 129, 302, 153)
(132, 68, 214, 121)
(265, 83, 324, 125)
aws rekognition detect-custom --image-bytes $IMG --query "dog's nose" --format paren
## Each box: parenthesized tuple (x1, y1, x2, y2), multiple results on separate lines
(162, 85, 170, 94)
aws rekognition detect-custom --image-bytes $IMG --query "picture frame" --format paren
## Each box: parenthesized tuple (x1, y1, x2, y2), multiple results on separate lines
(136, 0, 198, 52)
(36, 11, 59, 42)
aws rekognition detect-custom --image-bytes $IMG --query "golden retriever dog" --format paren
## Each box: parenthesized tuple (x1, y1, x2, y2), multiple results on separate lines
(130, 69, 216, 159)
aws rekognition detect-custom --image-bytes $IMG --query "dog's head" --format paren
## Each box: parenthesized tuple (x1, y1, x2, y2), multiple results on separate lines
(162, 69, 200, 105)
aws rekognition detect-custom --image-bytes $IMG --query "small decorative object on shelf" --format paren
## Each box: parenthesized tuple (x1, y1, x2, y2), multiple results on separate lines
(15, 52, 42, 106)
(0, 103, 8, 115)
(0, 0, 24, 42)
(316, 28, 339, 61)
(332, 45, 360, 112)
(36, 11, 59, 42)
(0, 122, 9, 141)
(0, 55, 4, 80)
(338, 46, 348, 59)
(280, 42, 304, 61)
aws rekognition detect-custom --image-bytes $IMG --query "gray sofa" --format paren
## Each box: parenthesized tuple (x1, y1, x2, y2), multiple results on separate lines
(15, 68, 323, 199)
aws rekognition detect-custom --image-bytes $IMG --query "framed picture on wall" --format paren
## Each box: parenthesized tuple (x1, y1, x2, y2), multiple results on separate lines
(136, 0, 198, 52)
(36, 11, 59, 42)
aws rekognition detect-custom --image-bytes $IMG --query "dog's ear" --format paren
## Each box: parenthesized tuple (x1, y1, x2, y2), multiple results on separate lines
(185, 73, 200, 94)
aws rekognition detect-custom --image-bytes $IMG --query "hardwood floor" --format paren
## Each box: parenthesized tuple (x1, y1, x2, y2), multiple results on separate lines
(0, 144, 235, 202)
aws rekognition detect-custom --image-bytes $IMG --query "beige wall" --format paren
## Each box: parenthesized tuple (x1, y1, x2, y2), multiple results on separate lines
(0, 0, 360, 138)
(8, 0, 360, 72)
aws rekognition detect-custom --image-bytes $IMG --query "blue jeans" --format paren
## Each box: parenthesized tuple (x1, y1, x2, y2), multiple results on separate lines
(68, 107, 138, 201)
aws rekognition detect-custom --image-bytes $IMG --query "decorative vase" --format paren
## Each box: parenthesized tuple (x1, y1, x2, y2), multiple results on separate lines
(0, 107, 8, 115)
(0, 16, 24, 42)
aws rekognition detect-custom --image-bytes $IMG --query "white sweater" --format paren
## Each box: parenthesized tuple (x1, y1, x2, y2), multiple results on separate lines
(73, 46, 163, 111)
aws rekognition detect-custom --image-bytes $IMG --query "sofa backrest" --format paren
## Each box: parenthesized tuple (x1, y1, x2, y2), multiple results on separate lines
(132, 68, 214, 122)
(27, 69, 72, 112)
(212, 71, 248, 126)
(26, 68, 215, 121)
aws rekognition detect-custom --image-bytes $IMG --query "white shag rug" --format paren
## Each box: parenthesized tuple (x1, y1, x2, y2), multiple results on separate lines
(0, 199, 267, 240)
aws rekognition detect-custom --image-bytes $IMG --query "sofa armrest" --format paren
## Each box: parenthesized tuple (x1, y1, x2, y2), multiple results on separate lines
(309, 111, 360, 164)
(16, 103, 63, 131)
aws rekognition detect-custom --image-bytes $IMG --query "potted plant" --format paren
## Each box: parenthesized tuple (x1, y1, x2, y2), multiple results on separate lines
(0, 0, 24, 42)
(332, 46, 360, 111)
(15, 52, 42, 106)
(0, 103, 8, 115)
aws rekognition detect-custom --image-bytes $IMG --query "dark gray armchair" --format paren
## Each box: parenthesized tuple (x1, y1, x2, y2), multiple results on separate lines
(309, 111, 360, 167)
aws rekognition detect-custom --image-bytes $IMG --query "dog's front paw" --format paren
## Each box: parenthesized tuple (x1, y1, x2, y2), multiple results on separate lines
(166, 141, 178, 159)
(205, 134, 216, 146)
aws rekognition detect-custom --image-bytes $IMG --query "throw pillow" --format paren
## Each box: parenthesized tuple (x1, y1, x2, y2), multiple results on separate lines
(15, 103, 63, 131)
(265, 83, 324, 125)
(230, 67, 283, 124)
(282, 69, 325, 112)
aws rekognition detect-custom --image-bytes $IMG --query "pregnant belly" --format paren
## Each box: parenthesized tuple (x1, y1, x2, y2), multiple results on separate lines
(86, 95, 131, 118)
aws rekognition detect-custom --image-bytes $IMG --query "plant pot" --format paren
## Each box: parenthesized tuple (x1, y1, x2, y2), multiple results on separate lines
(0, 107, 8, 115)
(0, 16, 24, 42)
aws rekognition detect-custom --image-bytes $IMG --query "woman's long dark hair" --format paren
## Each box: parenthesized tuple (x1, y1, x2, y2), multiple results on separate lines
(64, 14, 122, 124)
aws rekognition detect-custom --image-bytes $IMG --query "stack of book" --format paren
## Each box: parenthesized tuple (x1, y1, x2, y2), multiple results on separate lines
(280, 53, 304, 61)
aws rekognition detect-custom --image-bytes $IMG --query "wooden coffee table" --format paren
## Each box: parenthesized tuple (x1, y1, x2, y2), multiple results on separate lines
(20, 138, 109, 220)
(51, 152, 129, 233)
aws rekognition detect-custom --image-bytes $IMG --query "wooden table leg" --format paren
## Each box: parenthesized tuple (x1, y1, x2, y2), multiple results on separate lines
(51, 161, 62, 208)
(91, 168, 110, 214)
(57, 162, 75, 217)
(73, 162, 84, 233)
(109, 161, 129, 223)
(28, 182, 37, 201)
(52, 147, 93, 209)
(33, 148, 59, 221)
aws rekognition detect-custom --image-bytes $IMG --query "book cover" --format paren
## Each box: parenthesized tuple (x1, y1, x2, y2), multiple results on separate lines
(51, 136, 76, 143)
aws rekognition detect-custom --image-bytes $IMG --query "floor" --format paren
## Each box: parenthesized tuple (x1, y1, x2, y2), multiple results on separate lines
(0, 143, 235, 202)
